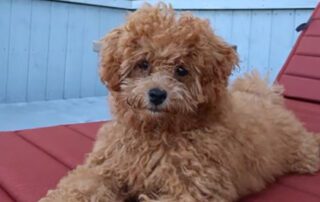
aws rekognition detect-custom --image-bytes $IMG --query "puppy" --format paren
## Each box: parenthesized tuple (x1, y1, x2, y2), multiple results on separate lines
(40, 3, 320, 202)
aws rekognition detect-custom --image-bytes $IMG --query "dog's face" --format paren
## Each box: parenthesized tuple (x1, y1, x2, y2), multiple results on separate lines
(100, 4, 238, 132)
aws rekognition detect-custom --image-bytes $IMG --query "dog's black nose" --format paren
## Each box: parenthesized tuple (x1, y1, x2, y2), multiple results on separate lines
(148, 88, 167, 106)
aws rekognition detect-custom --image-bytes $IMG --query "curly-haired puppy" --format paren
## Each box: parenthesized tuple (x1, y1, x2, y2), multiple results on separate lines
(40, 4, 320, 202)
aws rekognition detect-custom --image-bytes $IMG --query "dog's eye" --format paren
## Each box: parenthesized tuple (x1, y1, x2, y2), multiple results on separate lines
(137, 59, 149, 70)
(175, 65, 188, 77)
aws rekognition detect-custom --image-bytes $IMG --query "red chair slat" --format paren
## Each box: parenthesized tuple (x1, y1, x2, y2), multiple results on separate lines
(0, 188, 14, 202)
(67, 122, 103, 140)
(279, 75, 320, 102)
(241, 183, 320, 202)
(0, 132, 69, 202)
(284, 99, 320, 132)
(305, 19, 320, 36)
(296, 36, 320, 56)
(279, 173, 320, 197)
(18, 125, 94, 169)
(284, 55, 320, 79)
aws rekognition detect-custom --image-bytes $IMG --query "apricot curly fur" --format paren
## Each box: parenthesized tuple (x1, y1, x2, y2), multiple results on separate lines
(40, 3, 320, 202)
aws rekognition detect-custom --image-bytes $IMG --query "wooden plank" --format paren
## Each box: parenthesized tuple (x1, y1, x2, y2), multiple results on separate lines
(306, 19, 320, 36)
(192, 10, 216, 30)
(279, 74, 320, 102)
(0, 188, 14, 202)
(247, 10, 272, 78)
(27, 0, 51, 101)
(268, 10, 295, 82)
(314, 3, 320, 18)
(6, 0, 32, 102)
(80, 7, 100, 97)
(0, 132, 69, 202)
(213, 11, 233, 43)
(284, 98, 320, 132)
(64, 5, 85, 99)
(0, 0, 12, 103)
(46, 2, 69, 100)
(291, 110, 320, 132)
(284, 55, 320, 79)
(279, 172, 320, 197)
(46, 0, 320, 10)
(241, 182, 320, 202)
(132, 0, 318, 10)
(53, 0, 132, 9)
(230, 10, 251, 79)
(0, 1, 314, 102)
(296, 36, 320, 56)
(18, 126, 93, 168)
(67, 121, 104, 140)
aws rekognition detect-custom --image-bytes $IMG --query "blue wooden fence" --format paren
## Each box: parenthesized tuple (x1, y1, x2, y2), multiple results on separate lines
(195, 9, 312, 82)
(0, 0, 316, 103)
(0, 0, 127, 103)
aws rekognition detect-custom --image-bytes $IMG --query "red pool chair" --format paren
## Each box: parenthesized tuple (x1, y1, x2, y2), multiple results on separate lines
(1, 4, 320, 202)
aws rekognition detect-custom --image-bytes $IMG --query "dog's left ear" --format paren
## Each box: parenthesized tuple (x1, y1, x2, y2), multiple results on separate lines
(212, 39, 239, 82)
(180, 15, 239, 85)
(99, 28, 123, 91)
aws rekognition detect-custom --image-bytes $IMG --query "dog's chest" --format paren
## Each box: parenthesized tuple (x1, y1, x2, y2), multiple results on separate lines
(114, 134, 227, 196)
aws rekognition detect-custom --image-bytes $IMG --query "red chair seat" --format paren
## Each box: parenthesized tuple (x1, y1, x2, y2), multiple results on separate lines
(0, 123, 102, 202)
(1, 2, 320, 202)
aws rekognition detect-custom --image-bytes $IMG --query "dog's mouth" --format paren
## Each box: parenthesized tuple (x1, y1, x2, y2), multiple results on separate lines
(148, 106, 163, 113)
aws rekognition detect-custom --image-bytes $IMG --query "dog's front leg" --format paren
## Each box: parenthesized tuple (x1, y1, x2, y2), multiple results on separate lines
(39, 165, 122, 202)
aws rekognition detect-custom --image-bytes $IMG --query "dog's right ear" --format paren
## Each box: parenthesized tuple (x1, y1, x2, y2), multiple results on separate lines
(99, 28, 123, 91)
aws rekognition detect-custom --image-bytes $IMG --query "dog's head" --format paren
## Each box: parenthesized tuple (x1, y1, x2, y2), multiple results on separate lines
(100, 4, 238, 132)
